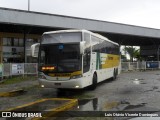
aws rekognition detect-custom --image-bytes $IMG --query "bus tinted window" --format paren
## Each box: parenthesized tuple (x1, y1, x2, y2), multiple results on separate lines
(91, 36, 100, 52)
(83, 33, 91, 73)
(91, 35, 119, 55)
(42, 32, 82, 44)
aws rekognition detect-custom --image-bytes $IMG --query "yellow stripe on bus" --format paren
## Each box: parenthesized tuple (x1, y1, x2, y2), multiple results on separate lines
(101, 54, 120, 69)
(48, 71, 82, 77)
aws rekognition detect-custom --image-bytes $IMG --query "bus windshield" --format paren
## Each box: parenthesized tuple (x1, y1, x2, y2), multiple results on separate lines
(39, 44, 82, 73)
(41, 32, 82, 44)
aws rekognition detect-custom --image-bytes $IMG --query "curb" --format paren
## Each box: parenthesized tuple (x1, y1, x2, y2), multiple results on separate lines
(0, 89, 26, 97)
(4, 98, 78, 119)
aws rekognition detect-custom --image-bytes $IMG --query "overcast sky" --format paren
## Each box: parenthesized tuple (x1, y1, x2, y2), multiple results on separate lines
(0, 0, 160, 29)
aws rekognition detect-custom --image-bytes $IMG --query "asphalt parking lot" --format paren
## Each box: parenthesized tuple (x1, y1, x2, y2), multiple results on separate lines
(1, 70, 160, 119)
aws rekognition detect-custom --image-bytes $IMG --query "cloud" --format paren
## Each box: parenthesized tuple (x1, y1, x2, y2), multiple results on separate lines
(0, 0, 160, 28)
(0, 0, 28, 10)
(108, 0, 160, 28)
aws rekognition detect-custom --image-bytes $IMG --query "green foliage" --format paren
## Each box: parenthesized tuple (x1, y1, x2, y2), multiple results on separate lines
(121, 54, 127, 61)
(0, 76, 37, 85)
(123, 46, 140, 61)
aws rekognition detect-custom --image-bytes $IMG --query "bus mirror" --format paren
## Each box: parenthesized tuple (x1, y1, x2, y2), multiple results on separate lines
(80, 41, 86, 54)
(31, 43, 40, 57)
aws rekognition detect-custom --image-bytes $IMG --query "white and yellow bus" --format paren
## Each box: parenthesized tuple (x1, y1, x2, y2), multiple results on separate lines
(31, 30, 120, 90)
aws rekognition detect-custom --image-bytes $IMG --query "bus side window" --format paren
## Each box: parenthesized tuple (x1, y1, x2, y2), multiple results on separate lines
(83, 50, 90, 73)
(83, 33, 91, 73)
(91, 35, 100, 53)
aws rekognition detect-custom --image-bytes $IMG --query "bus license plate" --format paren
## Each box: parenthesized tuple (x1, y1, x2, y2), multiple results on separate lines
(55, 83, 61, 86)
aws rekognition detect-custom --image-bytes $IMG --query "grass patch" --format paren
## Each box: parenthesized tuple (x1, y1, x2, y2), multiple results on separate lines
(0, 76, 37, 85)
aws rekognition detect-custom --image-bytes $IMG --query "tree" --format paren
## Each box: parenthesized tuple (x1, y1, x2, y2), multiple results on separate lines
(133, 49, 140, 60)
(123, 46, 140, 62)
(121, 54, 127, 62)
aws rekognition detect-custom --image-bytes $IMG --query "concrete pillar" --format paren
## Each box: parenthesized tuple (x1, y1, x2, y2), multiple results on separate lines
(23, 30, 27, 63)
(0, 37, 2, 63)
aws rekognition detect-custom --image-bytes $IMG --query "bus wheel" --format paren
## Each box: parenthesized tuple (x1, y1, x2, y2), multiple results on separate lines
(116, 68, 118, 76)
(112, 69, 116, 80)
(90, 73, 97, 90)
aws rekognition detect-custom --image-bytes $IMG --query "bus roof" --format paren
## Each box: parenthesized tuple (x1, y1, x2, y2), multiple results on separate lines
(43, 29, 119, 46)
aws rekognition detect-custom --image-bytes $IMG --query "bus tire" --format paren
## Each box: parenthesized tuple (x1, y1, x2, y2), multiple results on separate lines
(90, 73, 97, 90)
(112, 69, 116, 80)
(116, 68, 118, 76)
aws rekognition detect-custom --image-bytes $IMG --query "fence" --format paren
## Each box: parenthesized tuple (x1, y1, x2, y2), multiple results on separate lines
(0, 62, 160, 79)
(121, 61, 160, 71)
(0, 63, 38, 79)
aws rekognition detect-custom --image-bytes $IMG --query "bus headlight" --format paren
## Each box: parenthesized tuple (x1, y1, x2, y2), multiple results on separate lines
(70, 75, 82, 79)
(75, 85, 80, 88)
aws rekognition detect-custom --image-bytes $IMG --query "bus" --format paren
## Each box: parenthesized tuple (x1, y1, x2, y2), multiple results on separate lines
(31, 30, 120, 90)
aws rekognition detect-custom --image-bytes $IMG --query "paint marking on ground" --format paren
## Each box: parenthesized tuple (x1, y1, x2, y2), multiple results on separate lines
(3, 98, 78, 119)
(0, 89, 26, 97)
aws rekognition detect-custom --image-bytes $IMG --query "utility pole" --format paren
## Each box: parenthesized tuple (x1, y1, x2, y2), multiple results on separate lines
(157, 45, 160, 61)
(28, 0, 30, 11)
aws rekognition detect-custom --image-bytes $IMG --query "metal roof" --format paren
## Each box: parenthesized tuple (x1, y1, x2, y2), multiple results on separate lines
(0, 7, 160, 46)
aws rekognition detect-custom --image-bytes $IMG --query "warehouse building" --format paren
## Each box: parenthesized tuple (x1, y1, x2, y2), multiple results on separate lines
(1, 7, 160, 63)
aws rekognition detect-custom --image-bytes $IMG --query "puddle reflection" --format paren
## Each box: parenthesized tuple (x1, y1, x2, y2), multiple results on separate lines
(133, 78, 146, 85)
(78, 98, 99, 111)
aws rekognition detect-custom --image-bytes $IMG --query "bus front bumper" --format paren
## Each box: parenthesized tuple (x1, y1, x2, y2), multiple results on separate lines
(38, 78, 85, 89)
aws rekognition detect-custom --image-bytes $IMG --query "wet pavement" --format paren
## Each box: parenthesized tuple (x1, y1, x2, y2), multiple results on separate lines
(55, 70, 160, 119)
(1, 70, 160, 119)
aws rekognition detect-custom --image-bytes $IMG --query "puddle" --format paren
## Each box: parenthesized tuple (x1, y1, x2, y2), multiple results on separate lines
(133, 78, 146, 85)
(144, 86, 159, 93)
(76, 97, 147, 112)
(137, 78, 145, 80)
(144, 89, 154, 92)
(111, 100, 148, 111)
(120, 100, 130, 104)
(152, 86, 159, 90)
(122, 103, 146, 110)
(133, 80, 141, 85)
(77, 98, 100, 111)
(56, 96, 151, 117)
(118, 86, 143, 94)
(77, 97, 118, 111)
(131, 78, 145, 81)
(155, 74, 160, 75)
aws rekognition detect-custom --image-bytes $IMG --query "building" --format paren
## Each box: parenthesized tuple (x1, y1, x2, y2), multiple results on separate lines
(1, 7, 160, 63)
